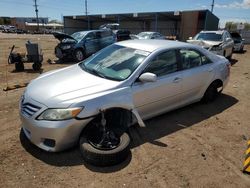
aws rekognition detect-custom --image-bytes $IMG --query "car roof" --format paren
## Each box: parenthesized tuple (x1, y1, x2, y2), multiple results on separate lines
(139, 31, 157, 34)
(200, 30, 225, 35)
(117, 39, 194, 53)
(77, 29, 110, 34)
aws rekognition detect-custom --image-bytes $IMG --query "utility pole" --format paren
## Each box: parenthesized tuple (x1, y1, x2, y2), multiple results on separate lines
(85, 0, 88, 16)
(85, 0, 90, 30)
(34, 0, 39, 31)
(211, 0, 215, 13)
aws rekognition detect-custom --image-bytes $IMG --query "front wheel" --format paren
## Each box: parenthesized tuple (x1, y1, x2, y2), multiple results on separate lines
(79, 127, 130, 166)
(74, 49, 85, 62)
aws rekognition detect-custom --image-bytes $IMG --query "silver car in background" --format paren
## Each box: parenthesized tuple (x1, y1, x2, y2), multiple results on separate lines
(134, 31, 166, 40)
(20, 40, 230, 165)
(230, 32, 245, 52)
(187, 30, 234, 59)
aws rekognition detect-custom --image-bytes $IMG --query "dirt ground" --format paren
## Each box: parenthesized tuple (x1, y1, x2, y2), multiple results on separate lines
(0, 33, 250, 188)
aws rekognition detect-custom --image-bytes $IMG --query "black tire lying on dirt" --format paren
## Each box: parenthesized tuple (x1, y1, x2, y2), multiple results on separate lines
(79, 131, 130, 166)
(15, 62, 24, 72)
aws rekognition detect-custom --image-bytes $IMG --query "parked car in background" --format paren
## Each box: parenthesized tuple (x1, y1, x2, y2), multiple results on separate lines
(53, 29, 115, 62)
(20, 40, 230, 166)
(99, 23, 131, 42)
(230, 32, 244, 52)
(134, 31, 166, 40)
(187, 30, 234, 59)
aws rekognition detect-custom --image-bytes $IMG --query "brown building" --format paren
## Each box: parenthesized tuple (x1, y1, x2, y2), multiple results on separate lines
(63, 9, 219, 41)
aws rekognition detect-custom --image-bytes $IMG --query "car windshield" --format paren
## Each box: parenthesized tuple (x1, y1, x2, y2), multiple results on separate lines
(79, 44, 150, 81)
(194, 33, 222, 41)
(137, 32, 152, 39)
(71, 31, 88, 42)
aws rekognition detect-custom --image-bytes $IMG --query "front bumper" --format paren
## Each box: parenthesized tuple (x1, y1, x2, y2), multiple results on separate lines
(55, 46, 73, 59)
(233, 43, 244, 52)
(20, 112, 93, 152)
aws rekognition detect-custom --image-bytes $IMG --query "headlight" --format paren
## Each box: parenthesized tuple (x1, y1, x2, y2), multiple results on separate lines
(37, 107, 83, 121)
(61, 45, 72, 50)
(211, 45, 222, 51)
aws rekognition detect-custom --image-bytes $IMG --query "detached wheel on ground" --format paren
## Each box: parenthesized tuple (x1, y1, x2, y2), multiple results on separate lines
(79, 125, 130, 166)
(202, 81, 222, 103)
(15, 62, 24, 72)
(74, 49, 85, 62)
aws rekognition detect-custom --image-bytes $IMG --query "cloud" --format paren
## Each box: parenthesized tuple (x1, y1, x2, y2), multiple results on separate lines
(215, 0, 250, 9)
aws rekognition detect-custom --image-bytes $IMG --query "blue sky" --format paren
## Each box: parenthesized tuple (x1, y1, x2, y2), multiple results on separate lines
(0, 0, 250, 26)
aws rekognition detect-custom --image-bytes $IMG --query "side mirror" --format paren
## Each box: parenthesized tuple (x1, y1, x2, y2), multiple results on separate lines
(139, 72, 157, 83)
(226, 37, 232, 42)
(242, 38, 245, 41)
(188, 37, 193, 40)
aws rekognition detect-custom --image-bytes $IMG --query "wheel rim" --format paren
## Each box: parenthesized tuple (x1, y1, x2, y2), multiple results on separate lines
(87, 128, 121, 150)
(76, 51, 83, 61)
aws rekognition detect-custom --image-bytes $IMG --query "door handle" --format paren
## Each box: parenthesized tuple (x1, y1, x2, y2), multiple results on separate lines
(173, 77, 182, 83)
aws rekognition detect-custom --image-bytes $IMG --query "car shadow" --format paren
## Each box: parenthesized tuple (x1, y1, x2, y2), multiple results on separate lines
(19, 93, 238, 172)
(129, 94, 238, 149)
(19, 129, 132, 172)
(11, 68, 44, 74)
(54, 59, 77, 64)
(230, 58, 238, 66)
(233, 49, 247, 54)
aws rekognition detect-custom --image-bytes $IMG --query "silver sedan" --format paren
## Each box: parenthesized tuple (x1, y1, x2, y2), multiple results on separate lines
(20, 40, 230, 161)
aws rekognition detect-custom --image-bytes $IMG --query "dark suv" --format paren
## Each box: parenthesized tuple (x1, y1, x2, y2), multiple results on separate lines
(54, 30, 115, 62)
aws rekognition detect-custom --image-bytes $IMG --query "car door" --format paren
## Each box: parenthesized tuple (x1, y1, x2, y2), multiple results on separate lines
(179, 48, 215, 103)
(132, 50, 183, 119)
(99, 30, 115, 48)
(84, 32, 99, 55)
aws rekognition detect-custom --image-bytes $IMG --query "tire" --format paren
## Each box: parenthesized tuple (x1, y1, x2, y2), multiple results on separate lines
(202, 82, 221, 103)
(80, 131, 130, 166)
(32, 63, 42, 71)
(74, 49, 85, 62)
(15, 62, 24, 72)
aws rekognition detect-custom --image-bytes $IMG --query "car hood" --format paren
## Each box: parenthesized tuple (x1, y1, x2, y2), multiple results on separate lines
(26, 65, 120, 107)
(53, 32, 77, 42)
(187, 40, 222, 47)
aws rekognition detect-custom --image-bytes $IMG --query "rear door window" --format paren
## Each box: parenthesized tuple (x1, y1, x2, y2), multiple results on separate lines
(179, 49, 212, 69)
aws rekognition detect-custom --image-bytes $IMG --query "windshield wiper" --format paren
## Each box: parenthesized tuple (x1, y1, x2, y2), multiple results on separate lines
(90, 69, 107, 79)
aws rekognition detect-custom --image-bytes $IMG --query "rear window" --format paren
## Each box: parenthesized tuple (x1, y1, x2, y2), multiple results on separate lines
(194, 32, 222, 41)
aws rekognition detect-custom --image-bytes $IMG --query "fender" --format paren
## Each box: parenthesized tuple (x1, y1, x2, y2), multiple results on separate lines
(74, 87, 146, 127)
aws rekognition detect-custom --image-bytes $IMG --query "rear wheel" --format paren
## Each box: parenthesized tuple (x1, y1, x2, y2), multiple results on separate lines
(202, 81, 222, 103)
